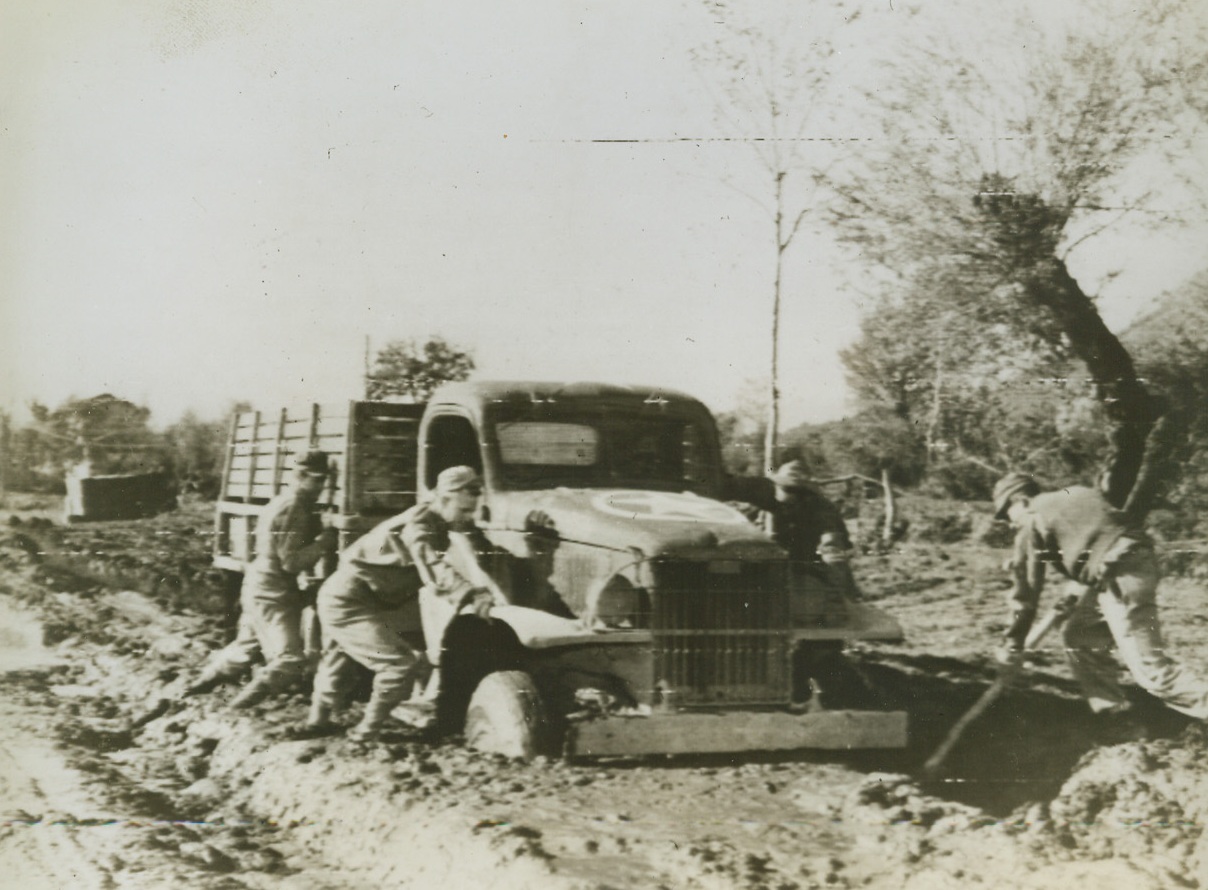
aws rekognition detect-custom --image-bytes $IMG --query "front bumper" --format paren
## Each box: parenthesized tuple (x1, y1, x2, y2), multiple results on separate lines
(565, 708, 907, 757)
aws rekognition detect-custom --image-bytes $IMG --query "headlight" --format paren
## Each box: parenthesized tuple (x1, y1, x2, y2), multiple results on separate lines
(591, 576, 649, 629)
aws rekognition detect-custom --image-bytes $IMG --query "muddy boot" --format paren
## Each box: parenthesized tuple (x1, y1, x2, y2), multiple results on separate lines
(283, 702, 342, 741)
(347, 695, 397, 743)
(229, 675, 275, 710)
(306, 699, 333, 728)
(284, 699, 341, 739)
(283, 722, 343, 741)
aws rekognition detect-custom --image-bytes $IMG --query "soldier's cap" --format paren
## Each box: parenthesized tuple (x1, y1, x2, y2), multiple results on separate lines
(294, 450, 330, 476)
(769, 460, 812, 491)
(436, 465, 483, 494)
(992, 472, 1040, 520)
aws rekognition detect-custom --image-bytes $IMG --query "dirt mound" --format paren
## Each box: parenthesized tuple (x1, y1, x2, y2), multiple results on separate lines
(1049, 725, 1208, 874)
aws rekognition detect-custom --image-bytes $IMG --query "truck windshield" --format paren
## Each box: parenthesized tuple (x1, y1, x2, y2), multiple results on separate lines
(491, 408, 714, 492)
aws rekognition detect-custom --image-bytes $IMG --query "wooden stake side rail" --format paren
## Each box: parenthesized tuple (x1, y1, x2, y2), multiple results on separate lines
(214, 400, 425, 571)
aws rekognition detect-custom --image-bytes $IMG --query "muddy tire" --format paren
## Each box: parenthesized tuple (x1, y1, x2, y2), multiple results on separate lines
(435, 615, 526, 735)
(464, 670, 547, 760)
(793, 643, 882, 710)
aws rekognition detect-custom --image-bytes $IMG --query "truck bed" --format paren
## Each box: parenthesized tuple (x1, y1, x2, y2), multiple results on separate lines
(213, 400, 424, 571)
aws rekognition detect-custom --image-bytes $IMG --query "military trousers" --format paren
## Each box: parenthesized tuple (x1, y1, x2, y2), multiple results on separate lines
(201, 578, 308, 690)
(311, 569, 423, 715)
(1064, 546, 1208, 719)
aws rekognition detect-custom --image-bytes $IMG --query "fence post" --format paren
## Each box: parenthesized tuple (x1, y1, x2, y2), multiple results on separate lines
(881, 468, 896, 547)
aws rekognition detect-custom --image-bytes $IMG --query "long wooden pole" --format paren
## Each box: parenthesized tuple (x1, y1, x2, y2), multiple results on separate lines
(921, 592, 1078, 779)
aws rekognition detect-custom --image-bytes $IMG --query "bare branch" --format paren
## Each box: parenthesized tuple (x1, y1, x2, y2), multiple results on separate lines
(691, 0, 862, 468)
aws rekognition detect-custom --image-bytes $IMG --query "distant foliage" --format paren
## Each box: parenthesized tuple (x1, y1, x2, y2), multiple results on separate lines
(24, 395, 169, 486)
(715, 378, 772, 475)
(1, 395, 242, 498)
(163, 407, 245, 500)
(831, 1, 1207, 292)
(1125, 270, 1208, 542)
(366, 337, 475, 402)
(829, 0, 1207, 498)
(795, 409, 927, 488)
(717, 401, 925, 490)
(0, 411, 59, 492)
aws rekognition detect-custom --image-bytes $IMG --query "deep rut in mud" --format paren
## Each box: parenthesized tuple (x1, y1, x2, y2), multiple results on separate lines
(859, 656, 1194, 814)
(0, 603, 315, 890)
(546, 651, 1194, 819)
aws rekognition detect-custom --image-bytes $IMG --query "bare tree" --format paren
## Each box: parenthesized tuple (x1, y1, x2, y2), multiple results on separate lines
(691, 0, 862, 473)
(0, 410, 9, 506)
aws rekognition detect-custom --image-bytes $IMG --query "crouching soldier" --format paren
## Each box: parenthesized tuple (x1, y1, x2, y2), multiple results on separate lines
(993, 471, 1208, 721)
(185, 450, 337, 706)
(300, 466, 498, 743)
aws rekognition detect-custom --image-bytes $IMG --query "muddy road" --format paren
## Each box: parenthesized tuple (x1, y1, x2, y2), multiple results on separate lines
(1, 497, 1207, 888)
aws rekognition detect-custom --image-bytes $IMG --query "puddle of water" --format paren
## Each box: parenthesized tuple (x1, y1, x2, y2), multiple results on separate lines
(0, 599, 64, 672)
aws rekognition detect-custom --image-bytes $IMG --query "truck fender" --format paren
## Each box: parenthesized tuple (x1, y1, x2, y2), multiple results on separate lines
(488, 604, 650, 650)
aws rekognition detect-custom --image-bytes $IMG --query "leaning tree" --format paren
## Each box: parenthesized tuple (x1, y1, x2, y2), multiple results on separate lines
(830, 0, 1208, 502)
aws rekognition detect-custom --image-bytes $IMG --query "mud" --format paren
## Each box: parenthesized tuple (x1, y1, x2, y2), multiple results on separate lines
(1, 496, 1207, 888)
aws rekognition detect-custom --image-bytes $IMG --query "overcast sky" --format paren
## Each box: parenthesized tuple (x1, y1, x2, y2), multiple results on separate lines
(3, 0, 1206, 429)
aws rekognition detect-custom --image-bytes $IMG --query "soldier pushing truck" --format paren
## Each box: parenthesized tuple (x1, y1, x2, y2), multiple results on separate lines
(184, 449, 338, 706)
(301, 466, 498, 743)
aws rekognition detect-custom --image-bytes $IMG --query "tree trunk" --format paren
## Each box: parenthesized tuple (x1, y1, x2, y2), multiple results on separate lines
(363, 335, 372, 399)
(1026, 258, 1140, 386)
(925, 322, 946, 461)
(765, 275, 781, 473)
(1026, 257, 1161, 509)
(0, 412, 9, 508)
(764, 174, 787, 474)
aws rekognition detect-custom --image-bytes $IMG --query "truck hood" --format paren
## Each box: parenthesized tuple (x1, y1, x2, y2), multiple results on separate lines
(488, 488, 784, 559)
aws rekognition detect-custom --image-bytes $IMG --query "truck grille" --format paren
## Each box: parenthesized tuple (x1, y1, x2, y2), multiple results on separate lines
(651, 560, 792, 706)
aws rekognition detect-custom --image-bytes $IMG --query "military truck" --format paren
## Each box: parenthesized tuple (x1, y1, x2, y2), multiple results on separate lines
(214, 381, 906, 758)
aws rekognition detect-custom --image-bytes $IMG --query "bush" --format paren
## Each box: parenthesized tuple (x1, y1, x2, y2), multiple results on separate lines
(917, 458, 994, 501)
(908, 509, 974, 544)
(799, 410, 927, 487)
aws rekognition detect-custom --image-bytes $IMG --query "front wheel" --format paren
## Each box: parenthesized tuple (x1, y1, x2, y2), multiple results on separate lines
(793, 643, 882, 710)
(464, 670, 547, 760)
